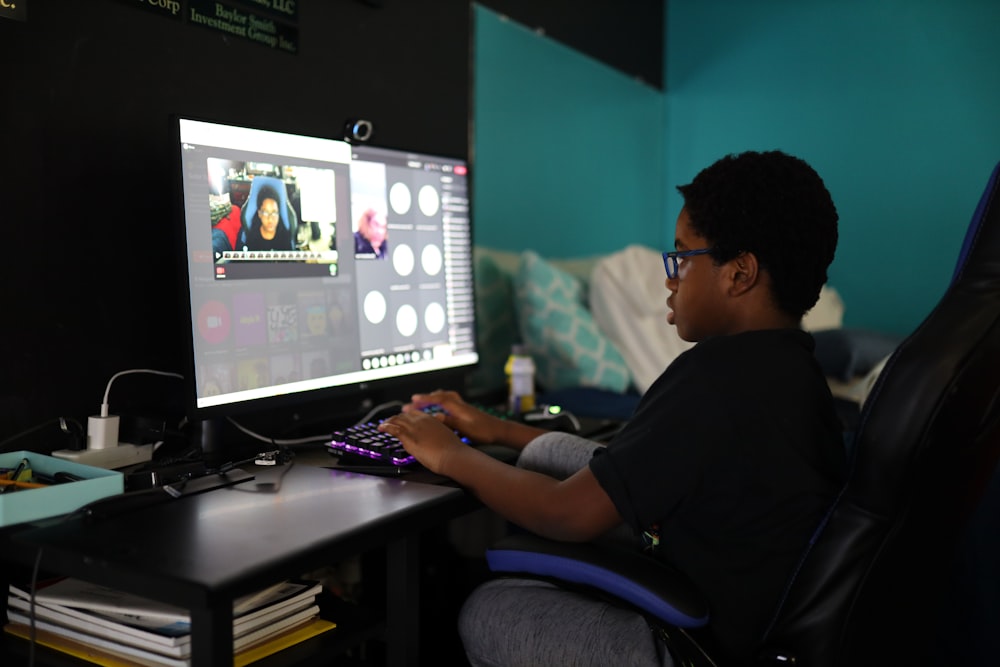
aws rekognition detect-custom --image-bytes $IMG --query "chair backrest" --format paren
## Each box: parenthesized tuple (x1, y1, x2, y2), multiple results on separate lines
(760, 162, 1000, 666)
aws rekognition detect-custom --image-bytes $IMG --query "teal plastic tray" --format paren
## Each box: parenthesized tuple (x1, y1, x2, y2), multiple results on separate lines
(0, 450, 124, 527)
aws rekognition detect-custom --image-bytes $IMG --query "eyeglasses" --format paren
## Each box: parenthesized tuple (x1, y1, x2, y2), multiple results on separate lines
(662, 248, 714, 279)
(258, 210, 280, 219)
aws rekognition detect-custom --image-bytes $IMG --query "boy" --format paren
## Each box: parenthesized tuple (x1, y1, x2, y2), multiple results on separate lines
(379, 150, 846, 665)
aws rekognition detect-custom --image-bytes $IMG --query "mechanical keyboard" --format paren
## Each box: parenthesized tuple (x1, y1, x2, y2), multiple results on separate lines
(326, 421, 417, 467)
(325, 403, 522, 469)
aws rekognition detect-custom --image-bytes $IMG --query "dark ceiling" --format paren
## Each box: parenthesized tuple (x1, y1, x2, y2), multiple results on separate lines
(476, 0, 665, 89)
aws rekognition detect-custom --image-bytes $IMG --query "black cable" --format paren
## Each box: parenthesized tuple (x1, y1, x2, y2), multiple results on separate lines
(259, 457, 295, 493)
(0, 417, 83, 453)
(214, 446, 295, 494)
(212, 445, 293, 475)
(226, 416, 333, 449)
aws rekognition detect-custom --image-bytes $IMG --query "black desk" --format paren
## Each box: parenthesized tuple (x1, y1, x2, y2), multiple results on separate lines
(0, 464, 472, 666)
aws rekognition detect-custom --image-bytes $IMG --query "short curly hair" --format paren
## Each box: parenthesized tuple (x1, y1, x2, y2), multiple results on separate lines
(676, 150, 839, 319)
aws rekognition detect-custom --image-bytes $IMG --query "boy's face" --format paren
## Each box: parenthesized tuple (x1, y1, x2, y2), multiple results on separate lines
(258, 198, 280, 235)
(665, 208, 730, 342)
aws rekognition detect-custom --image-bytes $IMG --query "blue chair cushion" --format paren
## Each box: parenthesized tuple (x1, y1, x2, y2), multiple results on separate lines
(486, 534, 710, 628)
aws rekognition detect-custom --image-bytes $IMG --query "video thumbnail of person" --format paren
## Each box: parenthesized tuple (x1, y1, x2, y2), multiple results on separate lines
(205, 158, 340, 280)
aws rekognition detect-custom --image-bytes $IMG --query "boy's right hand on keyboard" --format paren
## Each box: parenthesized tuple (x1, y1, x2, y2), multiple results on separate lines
(403, 390, 557, 455)
(405, 390, 505, 445)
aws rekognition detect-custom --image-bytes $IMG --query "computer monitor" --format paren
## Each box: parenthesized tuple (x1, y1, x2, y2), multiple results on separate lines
(173, 117, 478, 433)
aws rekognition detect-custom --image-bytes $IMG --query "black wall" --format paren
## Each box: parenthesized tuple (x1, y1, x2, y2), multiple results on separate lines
(0, 0, 663, 446)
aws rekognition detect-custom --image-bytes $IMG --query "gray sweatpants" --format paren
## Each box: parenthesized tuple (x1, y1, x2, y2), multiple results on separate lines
(457, 431, 675, 667)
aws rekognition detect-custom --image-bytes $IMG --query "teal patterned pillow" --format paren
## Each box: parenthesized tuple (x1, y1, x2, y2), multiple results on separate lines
(467, 252, 519, 395)
(514, 251, 631, 392)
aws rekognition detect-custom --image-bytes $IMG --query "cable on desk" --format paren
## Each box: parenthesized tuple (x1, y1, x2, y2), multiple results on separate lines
(224, 399, 406, 454)
(0, 416, 84, 453)
(98, 369, 184, 420)
(354, 399, 405, 425)
(230, 459, 296, 495)
(128, 445, 204, 476)
(227, 417, 331, 448)
(213, 447, 296, 494)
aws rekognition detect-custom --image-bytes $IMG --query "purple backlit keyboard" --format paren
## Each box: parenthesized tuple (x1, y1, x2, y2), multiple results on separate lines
(326, 421, 417, 467)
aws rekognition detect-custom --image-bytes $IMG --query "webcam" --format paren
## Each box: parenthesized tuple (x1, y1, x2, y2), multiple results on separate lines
(344, 119, 374, 144)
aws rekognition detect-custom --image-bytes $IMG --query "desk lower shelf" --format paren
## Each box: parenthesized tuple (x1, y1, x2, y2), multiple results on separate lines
(1, 465, 475, 667)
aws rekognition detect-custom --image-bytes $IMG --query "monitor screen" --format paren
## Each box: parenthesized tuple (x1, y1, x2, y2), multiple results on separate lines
(174, 117, 478, 421)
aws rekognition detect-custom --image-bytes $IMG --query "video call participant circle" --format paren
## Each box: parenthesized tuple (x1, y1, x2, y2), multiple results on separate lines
(393, 243, 415, 277)
(424, 302, 445, 334)
(421, 244, 443, 276)
(389, 182, 412, 215)
(363, 290, 387, 324)
(418, 185, 440, 217)
(396, 304, 418, 337)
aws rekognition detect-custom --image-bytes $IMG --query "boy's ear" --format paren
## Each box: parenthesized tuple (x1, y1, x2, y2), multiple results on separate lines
(727, 251, 760, 297)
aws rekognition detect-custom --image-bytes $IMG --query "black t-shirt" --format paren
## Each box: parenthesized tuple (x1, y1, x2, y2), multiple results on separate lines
(589, 328, 846, 660)
(245, 221, 292, 251)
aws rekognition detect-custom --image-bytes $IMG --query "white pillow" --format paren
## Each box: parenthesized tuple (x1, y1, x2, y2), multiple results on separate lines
(589, 245, 693, 394)
(802, 286, 845, 331)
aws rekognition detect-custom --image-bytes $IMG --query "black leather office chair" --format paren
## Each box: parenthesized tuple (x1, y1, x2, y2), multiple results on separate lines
(487, 161, 1000, 666)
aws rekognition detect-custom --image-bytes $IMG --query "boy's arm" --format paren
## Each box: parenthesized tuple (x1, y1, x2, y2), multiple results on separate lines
(379, 411, 622, 542)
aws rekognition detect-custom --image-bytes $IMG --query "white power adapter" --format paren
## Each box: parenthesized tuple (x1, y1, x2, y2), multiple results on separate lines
(53, 415, 153, 469)
(87, 415, 120, 450)
(52, 368, 181, 470)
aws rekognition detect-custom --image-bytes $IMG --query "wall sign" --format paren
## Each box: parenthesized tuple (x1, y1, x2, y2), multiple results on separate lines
(0, 0, 27, 22)
(114, 0, 299, 53)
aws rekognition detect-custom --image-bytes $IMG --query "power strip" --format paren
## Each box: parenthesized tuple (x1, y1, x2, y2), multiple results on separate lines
(52, 443, 154, 470)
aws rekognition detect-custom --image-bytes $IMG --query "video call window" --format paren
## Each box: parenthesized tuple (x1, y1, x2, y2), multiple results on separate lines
(207, 158, 341, 279)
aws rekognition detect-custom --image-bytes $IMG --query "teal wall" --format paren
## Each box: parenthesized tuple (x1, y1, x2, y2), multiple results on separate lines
(666, 0, 1000, 335)
(472, 5, 665, 257)
(474, 1, 1000, 335)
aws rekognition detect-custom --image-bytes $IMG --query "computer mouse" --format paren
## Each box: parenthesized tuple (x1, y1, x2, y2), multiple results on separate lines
(521, 405, 581, 433)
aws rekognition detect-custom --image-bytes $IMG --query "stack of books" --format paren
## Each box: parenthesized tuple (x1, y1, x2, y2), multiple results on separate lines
(5, 577, 335, 667)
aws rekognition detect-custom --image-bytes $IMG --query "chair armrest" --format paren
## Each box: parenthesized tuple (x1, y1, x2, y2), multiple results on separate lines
(486, 534, 710, 628)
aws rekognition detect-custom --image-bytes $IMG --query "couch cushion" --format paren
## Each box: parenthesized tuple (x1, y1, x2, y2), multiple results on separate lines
(589, 245, 694, 394)
(812, 328, 902, 382)
(514, 250, 631, 393)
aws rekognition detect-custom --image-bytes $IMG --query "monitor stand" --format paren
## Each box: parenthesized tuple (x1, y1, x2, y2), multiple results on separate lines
(190, 417, 227, 469)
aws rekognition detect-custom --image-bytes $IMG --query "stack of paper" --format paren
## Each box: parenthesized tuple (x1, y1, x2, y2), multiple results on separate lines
(5, 578, 335, 667)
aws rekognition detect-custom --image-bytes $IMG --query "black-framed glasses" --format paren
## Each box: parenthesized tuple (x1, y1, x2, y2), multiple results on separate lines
(662, 248, 714, 279)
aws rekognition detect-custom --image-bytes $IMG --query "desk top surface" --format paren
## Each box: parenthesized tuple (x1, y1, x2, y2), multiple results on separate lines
(7, 464, 467, 603)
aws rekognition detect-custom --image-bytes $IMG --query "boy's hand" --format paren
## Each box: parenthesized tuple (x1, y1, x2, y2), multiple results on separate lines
(378, 410, 465, 474)
(403, 390, 503, 445)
